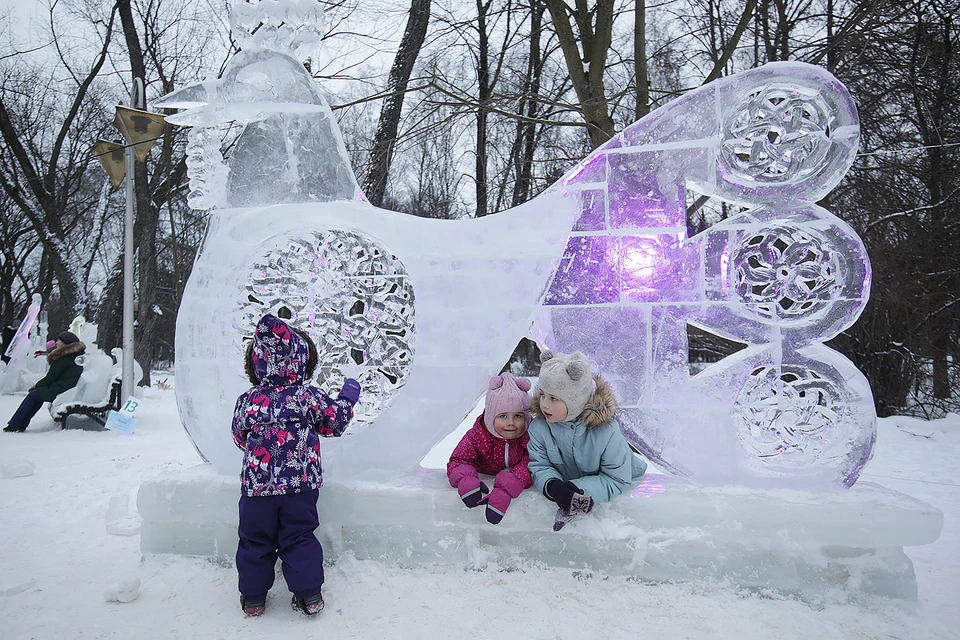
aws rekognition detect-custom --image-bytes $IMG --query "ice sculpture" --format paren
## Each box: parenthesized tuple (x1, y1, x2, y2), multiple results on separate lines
(164, 0, 873, 489)
(67, 315, 99, 349)
(18, 309, 50, 389)
(539, 68, 873, 489)
(0, 294, 43, 394)
(158, 0, 579, 477)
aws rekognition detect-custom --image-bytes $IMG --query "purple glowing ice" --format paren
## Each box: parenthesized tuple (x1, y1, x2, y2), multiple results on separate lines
(539, 63, 873, 489)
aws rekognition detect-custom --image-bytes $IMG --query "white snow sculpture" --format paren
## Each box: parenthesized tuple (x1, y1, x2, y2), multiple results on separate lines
(0, 294, 43, 395)
(163, 0, 873, 489)
(51, 352, 115, 410)
(68, 316, 99, 350)
(18, 310, 50, 389)
(49, 347, 144, 424)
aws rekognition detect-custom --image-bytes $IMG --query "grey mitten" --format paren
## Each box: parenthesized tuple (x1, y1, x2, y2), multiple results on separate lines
(552, 493, 594, 531)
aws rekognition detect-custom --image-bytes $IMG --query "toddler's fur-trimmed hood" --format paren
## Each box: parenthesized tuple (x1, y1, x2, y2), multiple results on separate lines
(530, 375, 617, 428)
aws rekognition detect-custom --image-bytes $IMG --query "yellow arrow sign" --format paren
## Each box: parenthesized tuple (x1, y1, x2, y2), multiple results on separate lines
(92, 139, 127, 188)
(114, 106, 166, 163)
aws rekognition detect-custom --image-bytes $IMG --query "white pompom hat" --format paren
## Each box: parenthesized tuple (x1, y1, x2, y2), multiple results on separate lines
(537, 351, 595, 420)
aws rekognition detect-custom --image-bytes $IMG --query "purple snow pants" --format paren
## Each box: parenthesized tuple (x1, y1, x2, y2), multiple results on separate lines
(236, 489, 324, 602)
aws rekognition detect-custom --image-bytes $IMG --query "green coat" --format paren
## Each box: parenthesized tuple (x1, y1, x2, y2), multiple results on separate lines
(32, 342, 85, 402)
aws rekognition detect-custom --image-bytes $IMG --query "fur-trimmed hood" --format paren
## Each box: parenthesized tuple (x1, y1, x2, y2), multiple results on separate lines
(530, 375, 616, 428)
(47, 341, 85, 364)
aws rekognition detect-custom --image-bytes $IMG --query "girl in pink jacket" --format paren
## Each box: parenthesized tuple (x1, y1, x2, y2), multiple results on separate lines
(447, 372, 533, 524)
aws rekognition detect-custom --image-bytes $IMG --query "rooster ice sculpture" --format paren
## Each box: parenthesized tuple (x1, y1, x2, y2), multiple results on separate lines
(161, 0, 873, 489)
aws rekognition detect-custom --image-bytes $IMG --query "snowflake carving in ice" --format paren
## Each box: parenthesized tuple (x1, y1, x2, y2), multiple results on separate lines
(235, 229, 415, 425)
(732, 223, 843, 323)
(720, 85, 834, 185)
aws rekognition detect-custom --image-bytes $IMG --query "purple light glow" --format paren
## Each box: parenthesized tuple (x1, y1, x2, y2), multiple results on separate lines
(563, 147, 609, 185)
(621, 235, 702, 303)
(630, 475, 668, 498)
(607, 155, 684, 229)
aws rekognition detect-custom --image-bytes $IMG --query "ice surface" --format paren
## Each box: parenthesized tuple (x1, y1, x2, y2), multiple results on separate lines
(138, 465, 942, 599)
(156, 47, 358, 207)
(162, 2, 874, 490)
(105, 493, 141, 537)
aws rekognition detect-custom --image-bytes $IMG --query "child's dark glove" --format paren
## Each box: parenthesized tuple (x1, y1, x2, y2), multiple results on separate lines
(457, 478, 490, 508)
(546, 480, 595, 531)
(338, 378, 361, 405)
(544, 478, 585, 513)
(552, 493, 595, 531)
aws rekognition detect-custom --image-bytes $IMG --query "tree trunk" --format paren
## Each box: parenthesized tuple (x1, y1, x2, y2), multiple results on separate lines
(362, 0, 432, 207)
(543, 0, 616, 148)
(513, 0, 544, 206)
(95, 259, 124, 356)
(476, 0, 490, 216)
(634, 0, 649, 120)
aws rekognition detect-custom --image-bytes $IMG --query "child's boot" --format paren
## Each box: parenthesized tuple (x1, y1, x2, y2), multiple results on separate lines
(240, 594, 266, 617)
(291, 592, 324, 615)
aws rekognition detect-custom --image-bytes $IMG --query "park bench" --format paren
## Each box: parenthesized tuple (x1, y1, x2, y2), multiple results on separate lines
(49, 348, 138, 429)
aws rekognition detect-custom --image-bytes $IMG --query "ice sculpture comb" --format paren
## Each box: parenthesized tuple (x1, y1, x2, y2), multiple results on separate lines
(538, 63, 873, 489)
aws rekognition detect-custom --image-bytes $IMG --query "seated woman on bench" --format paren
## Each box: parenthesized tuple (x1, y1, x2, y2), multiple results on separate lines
(4, 331, 85, 433)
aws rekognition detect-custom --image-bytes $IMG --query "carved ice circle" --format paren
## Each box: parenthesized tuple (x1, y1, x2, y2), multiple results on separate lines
(721, 85, 833, 185)
(732, 364, 851, 470)
(733, 223, 843, 324)
(234, 229, 416, 425)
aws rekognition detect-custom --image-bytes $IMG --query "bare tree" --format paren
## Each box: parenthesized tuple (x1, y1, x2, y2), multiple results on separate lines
(362, 0, 432, 207)
(0, 4, 119, 328)
(542, 0, 617, 148)
(829, 0, 960, 413)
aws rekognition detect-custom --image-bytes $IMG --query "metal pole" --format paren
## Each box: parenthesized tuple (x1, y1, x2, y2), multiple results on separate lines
(121, 78, 144, 403)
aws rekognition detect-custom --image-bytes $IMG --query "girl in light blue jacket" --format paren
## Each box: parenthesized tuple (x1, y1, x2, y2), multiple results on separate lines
(527, 351, 647, 530)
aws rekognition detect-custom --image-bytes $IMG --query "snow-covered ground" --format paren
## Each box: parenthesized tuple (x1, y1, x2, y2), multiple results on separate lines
(0, 379, 957, 639)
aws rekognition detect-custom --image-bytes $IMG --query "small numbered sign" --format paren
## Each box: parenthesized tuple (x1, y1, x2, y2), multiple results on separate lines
(105, 396, 140, 436)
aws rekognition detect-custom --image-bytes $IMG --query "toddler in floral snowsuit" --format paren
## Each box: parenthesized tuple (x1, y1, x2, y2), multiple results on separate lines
(232, 313, 360, 617)
(447, 372, 533, 524)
